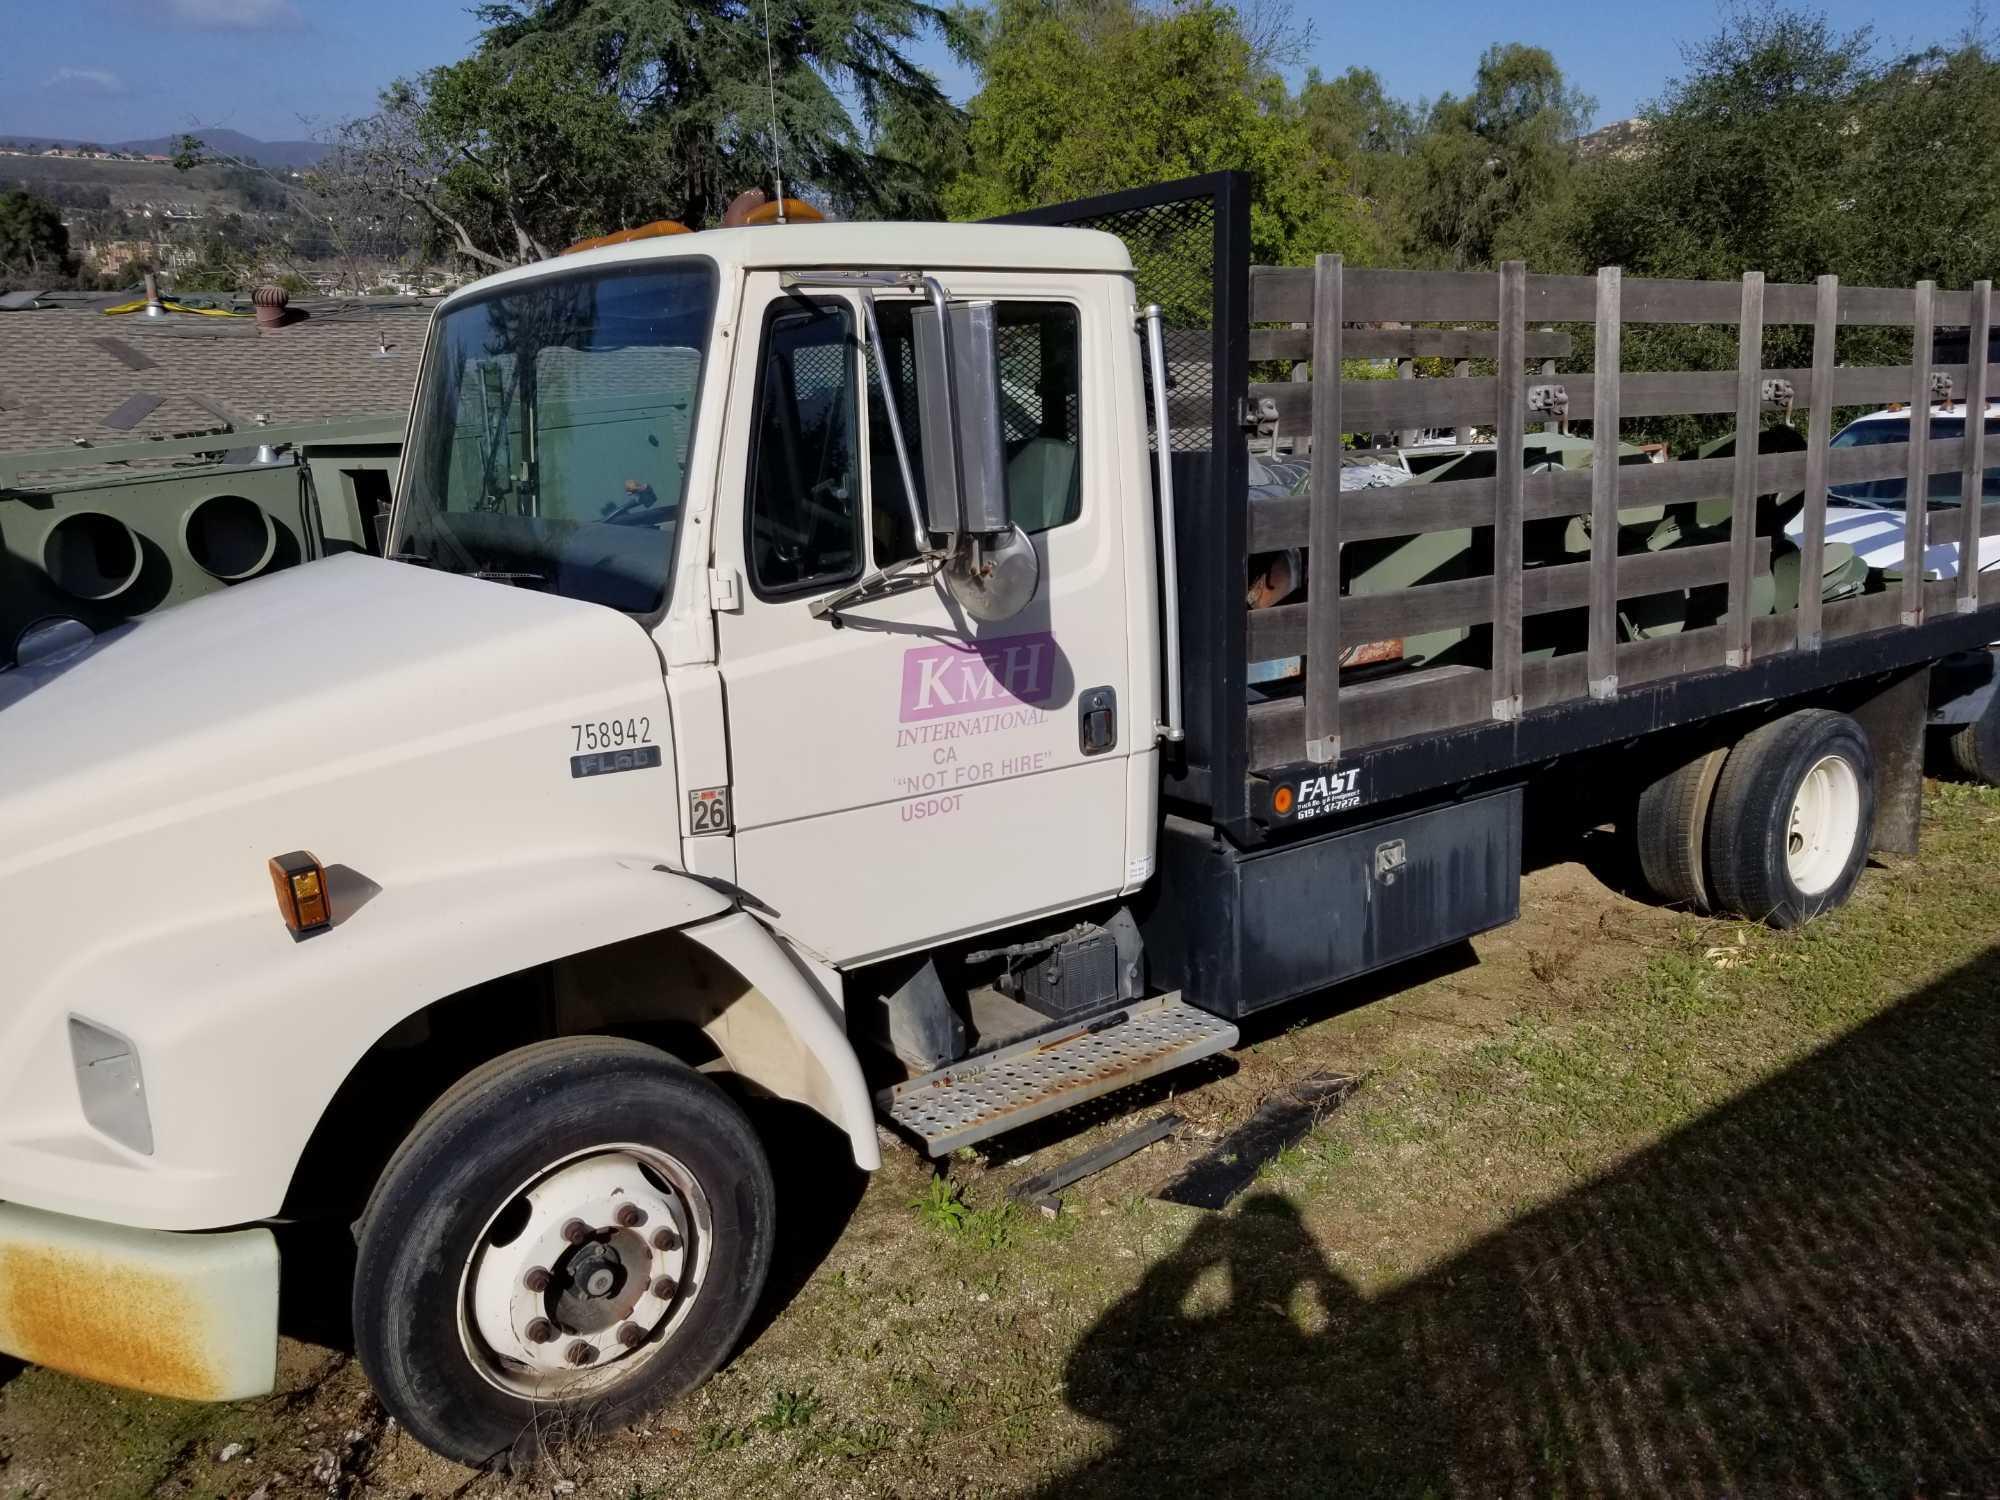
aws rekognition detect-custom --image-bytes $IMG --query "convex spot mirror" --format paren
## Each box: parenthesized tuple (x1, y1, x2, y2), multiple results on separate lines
(944, 524, 1040, 623)
(910, 298, 1037, 621)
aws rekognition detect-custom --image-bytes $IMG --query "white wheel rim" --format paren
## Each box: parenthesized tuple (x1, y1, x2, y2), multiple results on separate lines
(456, 1143, 713, 1400)
(1786, 753, 1862, 896)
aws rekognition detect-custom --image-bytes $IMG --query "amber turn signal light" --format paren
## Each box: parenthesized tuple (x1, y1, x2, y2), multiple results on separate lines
(269, 850, 332, 935)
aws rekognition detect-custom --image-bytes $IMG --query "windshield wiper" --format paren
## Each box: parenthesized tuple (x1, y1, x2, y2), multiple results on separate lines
(391, 545, 541, 588)
(471, 569, 546, 587)
(810, 560, 938, 621)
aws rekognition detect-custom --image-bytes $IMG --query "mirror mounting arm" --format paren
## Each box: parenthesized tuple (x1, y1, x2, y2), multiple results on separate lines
(776, 266, 957, 561)
(856, 287, 942, 563)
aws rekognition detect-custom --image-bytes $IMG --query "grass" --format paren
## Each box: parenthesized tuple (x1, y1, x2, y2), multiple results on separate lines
(5, 783, 2000, 1497)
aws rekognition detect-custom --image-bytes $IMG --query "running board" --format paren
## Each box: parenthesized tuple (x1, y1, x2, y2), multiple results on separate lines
(882, 995, 1238, 1157)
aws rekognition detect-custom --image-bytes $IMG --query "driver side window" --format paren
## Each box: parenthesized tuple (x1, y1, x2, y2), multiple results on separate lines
(747, 300, 862, 598)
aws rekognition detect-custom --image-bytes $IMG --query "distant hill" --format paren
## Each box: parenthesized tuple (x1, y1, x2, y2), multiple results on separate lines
(119, 129, 325, 169)
(0, 129, 324, 168)
(1579, 117, 1652, 163)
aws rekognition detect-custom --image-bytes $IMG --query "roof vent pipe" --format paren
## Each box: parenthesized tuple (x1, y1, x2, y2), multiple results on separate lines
(253, 285, 290, 330)
(141, 272, 165, 318)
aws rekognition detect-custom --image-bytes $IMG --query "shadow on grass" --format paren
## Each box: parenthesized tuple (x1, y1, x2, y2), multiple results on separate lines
(1037, 943, 2000, 1496)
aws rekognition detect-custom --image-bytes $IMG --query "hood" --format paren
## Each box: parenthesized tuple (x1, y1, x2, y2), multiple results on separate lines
(0, 553, 684, 1051)
(0, 555, 672, 877)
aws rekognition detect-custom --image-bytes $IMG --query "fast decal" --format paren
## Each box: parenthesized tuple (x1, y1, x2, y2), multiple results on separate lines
(1292, 766, 1363, 820)
(889, 632, 1060, 817)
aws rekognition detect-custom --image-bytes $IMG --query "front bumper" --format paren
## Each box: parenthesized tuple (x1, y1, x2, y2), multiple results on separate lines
(0, 1202, 278, 1401)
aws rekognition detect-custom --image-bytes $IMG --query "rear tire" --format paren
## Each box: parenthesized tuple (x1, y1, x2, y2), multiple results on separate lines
(352, 1037, 775, 1469)
(1634, 744, 1728, 910)
(1707, 709, 1874, 928)
(1947, 696, 2000, 786)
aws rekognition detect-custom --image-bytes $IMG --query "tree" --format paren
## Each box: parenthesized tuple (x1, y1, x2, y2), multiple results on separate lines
(1499, 9, 2000, 448)
(170, 239, 256, 294)
(1513, 9, 2000, 392)
(1839, 33, 2000, 293)
(0, 190, 76, 283)
(943, 0, 1363, 269)
(1298, 66, 1420, 263)
(335, 0, 968, 271)
(1405, 43, 1593, 269)
(1523, 11, 1876, 284)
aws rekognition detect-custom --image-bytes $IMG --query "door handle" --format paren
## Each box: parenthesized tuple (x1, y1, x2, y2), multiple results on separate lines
(1080, 686, 1117, 755)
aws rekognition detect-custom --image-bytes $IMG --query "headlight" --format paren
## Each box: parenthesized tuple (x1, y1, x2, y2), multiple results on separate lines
(69, 1017, 153, 1156)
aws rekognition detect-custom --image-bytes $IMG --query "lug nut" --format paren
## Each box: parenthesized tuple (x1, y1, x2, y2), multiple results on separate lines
(651, 1275, 679, 1300)
(615, 1202, 648, 1228)
(615, 1322, 646, 1349)
(564, 1340, 598, 1366)
(525, 1318, 557, 1344)
(522, 1265, 553, 1294)
(560, 1218, 591, 1245)
(650, 1227, 680, 1253)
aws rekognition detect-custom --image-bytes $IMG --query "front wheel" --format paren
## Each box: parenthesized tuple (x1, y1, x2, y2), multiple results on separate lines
(352, 1037, 776, 1468)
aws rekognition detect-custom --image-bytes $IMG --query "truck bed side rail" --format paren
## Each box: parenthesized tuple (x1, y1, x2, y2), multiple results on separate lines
(1246, 260, 2000, 778)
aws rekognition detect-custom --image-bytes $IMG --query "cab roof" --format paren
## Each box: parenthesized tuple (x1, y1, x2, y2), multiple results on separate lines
(439, 221, 1135, 312)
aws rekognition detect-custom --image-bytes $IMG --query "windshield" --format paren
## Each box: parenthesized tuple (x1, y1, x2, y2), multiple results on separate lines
(1828, 414, 2000, 508)
(391, 261, 717, 614)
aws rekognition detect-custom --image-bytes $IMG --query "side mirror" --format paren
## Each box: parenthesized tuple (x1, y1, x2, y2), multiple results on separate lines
(910, 299, 1010, 538)
(910, 297, 1039, 623)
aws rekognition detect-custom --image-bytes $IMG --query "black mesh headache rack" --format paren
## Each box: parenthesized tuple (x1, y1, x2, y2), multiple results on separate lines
(994, 173, 2000, 846)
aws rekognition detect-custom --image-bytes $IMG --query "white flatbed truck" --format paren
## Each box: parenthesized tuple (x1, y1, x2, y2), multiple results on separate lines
(3, 174, 1997, 1465)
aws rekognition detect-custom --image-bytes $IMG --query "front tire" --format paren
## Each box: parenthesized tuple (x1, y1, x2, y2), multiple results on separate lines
(352, 1037, 775, 1468)
(1707, 709, 1874, 928)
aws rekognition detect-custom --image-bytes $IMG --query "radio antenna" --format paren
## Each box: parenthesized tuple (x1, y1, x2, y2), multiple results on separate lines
(761, 0, 787, 223)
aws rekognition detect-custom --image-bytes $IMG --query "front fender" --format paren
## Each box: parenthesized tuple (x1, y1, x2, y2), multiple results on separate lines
(679, 912, 882, 1172)
(0, 856, 730, 1230)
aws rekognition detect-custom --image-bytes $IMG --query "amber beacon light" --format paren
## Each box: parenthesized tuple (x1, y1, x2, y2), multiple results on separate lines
(269, 850, 332, 935)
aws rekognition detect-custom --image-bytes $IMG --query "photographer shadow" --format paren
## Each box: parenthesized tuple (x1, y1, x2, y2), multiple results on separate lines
(1038, 942, 2000, 1496)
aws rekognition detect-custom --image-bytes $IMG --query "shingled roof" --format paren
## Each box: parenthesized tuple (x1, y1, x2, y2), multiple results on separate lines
(0, 294, 433, 468)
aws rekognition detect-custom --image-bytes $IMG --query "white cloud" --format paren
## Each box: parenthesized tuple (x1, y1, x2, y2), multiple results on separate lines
(43, 66, 129, 97)
(162, 0, 304, 29)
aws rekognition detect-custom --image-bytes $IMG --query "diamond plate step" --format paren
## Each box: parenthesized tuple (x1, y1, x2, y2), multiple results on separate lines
(883, 995, 1238, 1156)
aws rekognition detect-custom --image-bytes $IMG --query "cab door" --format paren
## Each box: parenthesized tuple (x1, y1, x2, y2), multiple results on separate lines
(712, 273, 1134, 966)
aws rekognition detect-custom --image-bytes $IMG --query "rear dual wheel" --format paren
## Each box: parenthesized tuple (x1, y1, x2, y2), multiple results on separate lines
(1946, 693, 2000, 786)
(352, 1037, 775, 1468)
(1634, 709, 1874, 928)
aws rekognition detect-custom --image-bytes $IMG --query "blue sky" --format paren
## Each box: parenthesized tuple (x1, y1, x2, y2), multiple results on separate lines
(0, 0, 1981, 146)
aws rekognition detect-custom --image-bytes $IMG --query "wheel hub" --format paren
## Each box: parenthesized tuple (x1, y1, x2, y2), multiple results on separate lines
(461, 1149, 705, 1394)
(1785, 752, 1862, 897)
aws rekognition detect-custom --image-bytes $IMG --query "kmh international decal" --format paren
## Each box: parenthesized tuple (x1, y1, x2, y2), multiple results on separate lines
(899, 632, 1058, 723)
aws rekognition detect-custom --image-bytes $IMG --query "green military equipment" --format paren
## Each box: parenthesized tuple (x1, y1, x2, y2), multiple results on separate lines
(0, 418, 402, 670)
